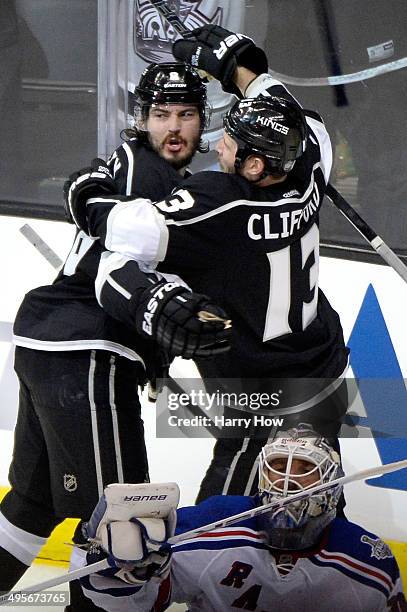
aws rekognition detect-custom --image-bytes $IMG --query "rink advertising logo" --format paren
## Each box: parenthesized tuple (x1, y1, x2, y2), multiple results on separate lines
(348, 284, 407, 491)
(213, 33, 251, 59)
(360, 535, 393, 560)
(124, 494, 168, 502)
(63, 474, 78, 492)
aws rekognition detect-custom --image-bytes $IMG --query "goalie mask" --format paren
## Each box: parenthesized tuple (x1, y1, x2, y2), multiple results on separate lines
(223, 96, 307, 177)
(132, 62, 211, 152)
(257, 425, 343, 550)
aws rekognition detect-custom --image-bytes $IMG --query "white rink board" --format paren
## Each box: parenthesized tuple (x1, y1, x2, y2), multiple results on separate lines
(0, 216, 406, 542)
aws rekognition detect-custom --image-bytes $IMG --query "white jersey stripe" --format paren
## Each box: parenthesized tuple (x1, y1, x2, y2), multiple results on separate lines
(0, 511, 47, 566)
(95, 251, 134, 304)
(166, 163, 323, 228)
(13, 335, 146, 366)
(316, 549, 393, 591)
(88, 350, 104, 497)
(173, 527, 265, 548)
(306, 117, 333, 183)
(108, 355, 124, 483)
(122, 142, 135, 196)
(222, 436, 250, 494)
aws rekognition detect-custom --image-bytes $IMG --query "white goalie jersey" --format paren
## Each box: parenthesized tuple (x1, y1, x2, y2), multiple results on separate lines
(81, 496, 405, 612)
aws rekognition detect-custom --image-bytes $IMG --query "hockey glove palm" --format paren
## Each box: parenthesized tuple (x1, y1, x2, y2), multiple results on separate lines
(173, 25, 268, 94)
(84, 483, 178, 585)
(63, 158, 116, 231)
(134, 280, 232, 359)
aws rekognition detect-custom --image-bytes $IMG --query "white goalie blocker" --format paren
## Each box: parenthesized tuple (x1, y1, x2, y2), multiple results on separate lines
(85, 482, 180, 564)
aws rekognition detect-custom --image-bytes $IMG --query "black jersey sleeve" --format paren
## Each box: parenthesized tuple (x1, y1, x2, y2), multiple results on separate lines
(86, 170, 245, 272)
(108, 140, 183, 199)
(94, 252, 156, 327)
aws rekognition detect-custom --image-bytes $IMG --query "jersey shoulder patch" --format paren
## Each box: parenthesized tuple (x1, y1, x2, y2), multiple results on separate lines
(322, 518, 400, 583)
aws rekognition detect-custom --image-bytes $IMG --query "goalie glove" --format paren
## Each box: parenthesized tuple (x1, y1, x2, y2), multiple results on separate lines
(86, 540, 173, 586)
(63, 157, 116, 230)
(134, 280, 232, 359)
(84, 483, 179, 585)
(173, 24, 268, 95)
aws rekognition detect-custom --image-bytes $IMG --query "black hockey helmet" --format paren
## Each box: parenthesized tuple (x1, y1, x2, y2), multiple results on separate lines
(223, 96, 307, 177)
(134, 62, 211, 130)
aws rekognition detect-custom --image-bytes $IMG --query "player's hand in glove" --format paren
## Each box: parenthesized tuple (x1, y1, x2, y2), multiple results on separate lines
(63, 157, 116, 230)
(83, 483, 179, 585)
(172, 24, 268, 95)
(134, 279, 232, 359)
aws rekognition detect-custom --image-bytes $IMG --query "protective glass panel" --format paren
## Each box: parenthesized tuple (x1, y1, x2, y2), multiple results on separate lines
(244, 0, 407, 256)
(129, 0, 407, 256)
(2, 0, 406, 259)
(0, 0, 97, 217)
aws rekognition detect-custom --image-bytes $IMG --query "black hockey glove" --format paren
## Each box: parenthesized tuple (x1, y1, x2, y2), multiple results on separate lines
(134, 280, 232, 359)
(172, 24, 268, 95)
(63, 158, 116, 231)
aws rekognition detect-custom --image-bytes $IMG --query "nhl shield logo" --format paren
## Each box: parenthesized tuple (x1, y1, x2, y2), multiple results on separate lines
(63, 474, 78, 492)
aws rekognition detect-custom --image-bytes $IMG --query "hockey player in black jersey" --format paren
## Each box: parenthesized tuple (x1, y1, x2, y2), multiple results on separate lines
(0, 64, 231, 609)
(66, 25, 350, 508)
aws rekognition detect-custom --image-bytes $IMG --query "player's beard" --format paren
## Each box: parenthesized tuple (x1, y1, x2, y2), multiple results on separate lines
(150, 133, 200, 171)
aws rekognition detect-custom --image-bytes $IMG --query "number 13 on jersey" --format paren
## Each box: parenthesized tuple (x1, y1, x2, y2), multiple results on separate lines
(263, 224, 319, 341)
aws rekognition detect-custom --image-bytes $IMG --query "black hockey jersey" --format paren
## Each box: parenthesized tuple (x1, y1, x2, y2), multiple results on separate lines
(83, 75, 349, 381)
(13, 142, 185, 377)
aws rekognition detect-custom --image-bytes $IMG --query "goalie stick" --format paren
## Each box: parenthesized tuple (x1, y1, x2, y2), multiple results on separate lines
(325, 184, 407, 283)
(3, 457, 406, 600)
(169, 457, 407, 544)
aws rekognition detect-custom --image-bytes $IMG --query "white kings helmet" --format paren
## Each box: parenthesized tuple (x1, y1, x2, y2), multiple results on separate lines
(257, 424, 343, 550)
